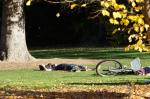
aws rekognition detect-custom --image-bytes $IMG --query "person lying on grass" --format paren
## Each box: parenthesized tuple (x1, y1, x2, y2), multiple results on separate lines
(136, 67, 150, 76)
(130, 57, 150, 76)
(39, 63, 89, 72)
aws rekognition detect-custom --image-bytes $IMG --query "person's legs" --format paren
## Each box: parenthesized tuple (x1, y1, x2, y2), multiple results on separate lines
(136, 68, 145, 75)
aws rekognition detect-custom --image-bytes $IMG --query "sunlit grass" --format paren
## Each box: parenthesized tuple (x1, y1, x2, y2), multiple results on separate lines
(30, 47, 150, 59)
(0, 69, 150, 90)
(0, 47, 150, 90)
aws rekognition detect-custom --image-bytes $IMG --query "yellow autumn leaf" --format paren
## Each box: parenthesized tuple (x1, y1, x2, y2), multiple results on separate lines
(104, 2, 110, 8)
(123, 10, 128, 13)
(140, 26, 144, 32)
(120, 19, 129, 26)
(143, 36, 146, 39)
(128, 15, 138, 22)
(26, 0, 32, 6)
(112, 29, 118, 34)
(70, 4, 77, 9)
(136, 0, 140, 2)
(122, 13, 127, 18)
(111, 0, 116, 4)
(128, 28, 132, 34)
(136, 0, 144, 3)
(120, 20, 123, 25)
(139, 33, 143, 37)
(113, 12, 122, 19)
(127, 15, 133, 20)
(128, 34, 137, 42)
(139, 47, 143, 52)
(134, 26, 139, 32)
(143, 46, 150, 51)
(125, 47, 130, 51)
(131, 2, 136, 7)
(118, 4, 126, 9)
(113, 4, 120, 10)
(56, 13, 60, 18)
(129, 45, 135, 49)
(133, 23, 139, 27)
(138, 18, 144, 25)
(101, 1, 105, 6)
(137, 39, 143, 45)
(124, 20, 129, 26)
(81, 4, 87, 7)
(113, 19, 119, 24)
(140, 14, 144, 18)
(134, 44, 139, 50)
(134, 6, 142, 12)
(125, 43, 149, 52)
(144, 24, 149, 31)
(8, 96, 14, 99)
(109, 18, 119, 25)
(109, 18, 114, 24)
(102, 10, 110, 16)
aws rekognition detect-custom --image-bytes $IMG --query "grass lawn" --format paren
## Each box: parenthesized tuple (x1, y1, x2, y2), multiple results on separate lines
(0, 70, 150, 91)
(30, 47, 150, 67)
(1, 47, 150, 91)
(30, 47, 150, 59)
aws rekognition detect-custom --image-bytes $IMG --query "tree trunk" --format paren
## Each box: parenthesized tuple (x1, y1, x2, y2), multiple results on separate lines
(0, 0, 34, 62)
(144, 0, 150, 43)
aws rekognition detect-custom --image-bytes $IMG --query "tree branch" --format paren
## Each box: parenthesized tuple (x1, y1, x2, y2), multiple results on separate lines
(42, 0, 100, 4)
(43, 0, 77, 4)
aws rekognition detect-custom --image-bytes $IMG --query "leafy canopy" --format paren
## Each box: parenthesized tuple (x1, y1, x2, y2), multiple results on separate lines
(99, 0, 150, 52)
(26, 0, 150, 52)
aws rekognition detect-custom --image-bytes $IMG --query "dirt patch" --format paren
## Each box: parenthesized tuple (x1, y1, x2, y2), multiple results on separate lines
(0, 90, 129, 99)
(0, 58, 100, 70)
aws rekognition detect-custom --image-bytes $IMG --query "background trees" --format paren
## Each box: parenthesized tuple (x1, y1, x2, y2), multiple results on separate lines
(99, 0, 150, 52)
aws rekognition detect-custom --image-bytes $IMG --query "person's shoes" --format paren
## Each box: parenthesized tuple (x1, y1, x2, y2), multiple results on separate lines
(39, 64, 52, 71)
(45, 64, 53, 71)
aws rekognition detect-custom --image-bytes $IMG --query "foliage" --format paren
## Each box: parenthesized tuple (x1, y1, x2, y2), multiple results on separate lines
(26, 0, 32, 6)
(94, 0, 150, 52)
(26, 0, 150, 52)
(69, 0, 149, 52)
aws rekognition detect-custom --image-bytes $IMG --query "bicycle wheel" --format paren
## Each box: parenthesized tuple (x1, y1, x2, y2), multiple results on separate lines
(96, 60, 123, 76)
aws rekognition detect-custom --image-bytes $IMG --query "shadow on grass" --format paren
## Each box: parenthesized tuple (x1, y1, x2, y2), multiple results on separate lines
(66, 81, 149, 86)
(30, 48, 150, 59)
(0, 89, 129, 99)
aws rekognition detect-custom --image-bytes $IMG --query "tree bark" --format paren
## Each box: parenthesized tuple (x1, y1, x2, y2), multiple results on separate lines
(144, 0, 150, 43)
(0, 0, 34, 62)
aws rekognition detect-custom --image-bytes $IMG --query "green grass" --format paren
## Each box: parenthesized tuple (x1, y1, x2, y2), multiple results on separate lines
(1, 47, 150, 91)
(30, 47, 150, 59)
(0, 69, 150, 91)
(31, 47, 150, 67)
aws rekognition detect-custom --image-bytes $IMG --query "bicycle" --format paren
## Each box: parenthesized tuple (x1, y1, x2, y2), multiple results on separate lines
(96, 59, 135, 76)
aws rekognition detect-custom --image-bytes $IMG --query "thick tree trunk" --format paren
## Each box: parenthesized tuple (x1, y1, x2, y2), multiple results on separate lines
(144, 0, 150, 43)
(0, 0, 34, 62)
